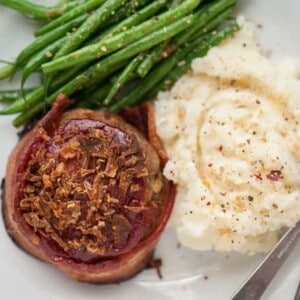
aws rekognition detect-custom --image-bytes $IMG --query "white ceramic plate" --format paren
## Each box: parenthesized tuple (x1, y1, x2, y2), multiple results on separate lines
(0, 1, 299, 299)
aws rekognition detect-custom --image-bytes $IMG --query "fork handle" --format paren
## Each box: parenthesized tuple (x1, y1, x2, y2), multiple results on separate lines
(232, 222, 300, 300)
(295, 281, 300, 300)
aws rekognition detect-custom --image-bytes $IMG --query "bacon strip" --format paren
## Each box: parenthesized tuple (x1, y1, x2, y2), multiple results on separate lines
(3, 95, 174, 283)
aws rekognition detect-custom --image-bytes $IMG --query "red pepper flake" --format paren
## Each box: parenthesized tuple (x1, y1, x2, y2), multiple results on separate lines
(218, 145, 223, 152)
(254, 172, 263, 181)
(266, 170, 283, 181)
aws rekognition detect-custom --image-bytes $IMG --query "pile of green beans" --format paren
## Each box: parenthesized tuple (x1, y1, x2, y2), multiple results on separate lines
(0, 0, 239, 127)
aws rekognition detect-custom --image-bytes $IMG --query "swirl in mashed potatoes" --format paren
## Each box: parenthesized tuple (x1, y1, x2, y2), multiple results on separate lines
(154, 23, 300, 254)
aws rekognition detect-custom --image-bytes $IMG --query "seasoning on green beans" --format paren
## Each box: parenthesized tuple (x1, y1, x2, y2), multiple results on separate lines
(0, 0, 239, 127)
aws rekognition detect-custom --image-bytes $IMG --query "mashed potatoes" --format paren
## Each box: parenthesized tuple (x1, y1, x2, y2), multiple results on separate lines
(154, 23, 300, 254)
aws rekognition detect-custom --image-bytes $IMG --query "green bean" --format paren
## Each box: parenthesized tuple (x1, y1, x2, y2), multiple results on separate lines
(104, 55, 143, 105)
(21, 37, 66, 91)
(45, 60, 129, 106)
(34, 0, 106, 36)
(55, 0, 125, 58)
(136, 41, 169, 78)
(4, 57, 125, 116)
(168, 0, 185, 7)
(16, 14, 88, 67)
(42, 0, 201, 74)
(11, 23, 238, 126)
(13, 101, 45, 127)
(0, 62, 91, 115)
(137, 0, 236, 78)
(28, 13, 194, 114)
(44, 0, 126, 91)
(12, 61, 128, 126)
(176, 0, 236, 45)
(41, 0, 162, 93)
(102, 0, 152, 28)
(0, 87, 44, 115)
(153, 22, 239, 93)
(56, 0, 86, 12)
(135, 0, 183, 78)
(0, 59, 14, 64)
(42, 14, 194, 107)
(0, 0, 62, 21)
(109, 45, 194, 112)
(98, 0, 167, 41)
(0, 88, 34, 103)
(109, 22, 239, 111)
(5, 0, 237, 126)
(0, 64, 16, 80)
(77, 84, 111, 108)
(188, 7, 234, 41)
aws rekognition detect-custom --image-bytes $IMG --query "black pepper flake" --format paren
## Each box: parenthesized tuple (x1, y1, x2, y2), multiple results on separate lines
(147, 258, 163, 279)
(248, 196, 254, 202)
(206, 202, 211, 206)
(252, 131, 257, 135)
(1, 178, 4, 203)
(272, 203, 278, 209)
(204, 275, 209, 280)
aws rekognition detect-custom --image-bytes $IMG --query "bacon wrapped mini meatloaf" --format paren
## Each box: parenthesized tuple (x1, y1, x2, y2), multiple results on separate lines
(2, 94, 175, 283)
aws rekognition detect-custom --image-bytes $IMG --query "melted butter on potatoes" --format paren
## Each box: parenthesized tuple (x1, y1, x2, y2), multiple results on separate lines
(154, 22, 300, 254)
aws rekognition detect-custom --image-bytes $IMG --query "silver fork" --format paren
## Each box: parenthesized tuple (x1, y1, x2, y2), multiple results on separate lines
(232, 221, 300, 300)
(295, 281, 300, 300)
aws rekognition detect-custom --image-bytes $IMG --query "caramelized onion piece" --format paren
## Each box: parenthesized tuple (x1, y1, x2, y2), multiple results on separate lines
(3, 94, 175, 283)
